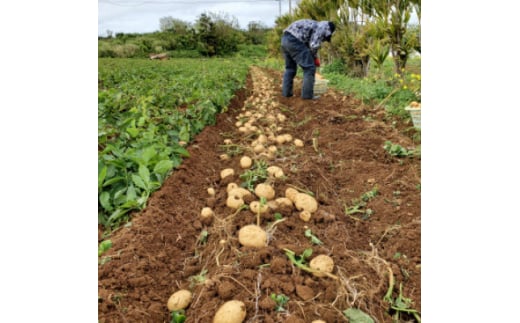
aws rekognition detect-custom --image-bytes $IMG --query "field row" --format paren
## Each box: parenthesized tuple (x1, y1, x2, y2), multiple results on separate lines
(98, 58, 250, 228)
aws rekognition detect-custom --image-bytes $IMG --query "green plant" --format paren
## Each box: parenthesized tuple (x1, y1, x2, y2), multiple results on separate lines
(189, 269, 208, 288)
(304, 229, 323, 245)
(198, 230, 208, 245)
(170, 310, 186, 323)
(239, 159, 268, 191)
(270, 293, 289, 312)
(273, 212, 283, 220)
(344, 187, 379, 220)
(384, 272, 421, 322)
(383, 141, 415, 157)
(343, 308, 374, 323)
(98, 240, 112, 257)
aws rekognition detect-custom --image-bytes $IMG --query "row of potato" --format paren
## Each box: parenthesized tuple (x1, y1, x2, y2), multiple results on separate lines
(167, 67, 332, 323)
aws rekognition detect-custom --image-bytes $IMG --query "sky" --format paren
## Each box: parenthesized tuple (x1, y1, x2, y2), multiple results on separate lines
(99, 0, 298, 36)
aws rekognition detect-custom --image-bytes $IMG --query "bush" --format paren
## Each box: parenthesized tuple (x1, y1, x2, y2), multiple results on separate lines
(321, 58, 348, 74)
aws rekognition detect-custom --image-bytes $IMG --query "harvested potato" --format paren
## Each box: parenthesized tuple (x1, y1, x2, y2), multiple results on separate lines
(294, 139, 304, 147)
(275, 197, 293, 208)
(309, 255, 334, 277)
(238, 224, 267, 248)
(283, 134, 293, 142)
(257, 134, 267, 144)
(294, 193, 318, 213)
(223, 139, 233, 145)
(228, 187, 252, 199)
(285, 188, 299, 202)
(238, 126, 248, 133)
(266, 166, 282, 177)
(240, 156, 253, 169)
(227, 183, 238, 192)
(207, 187, 216, 196)
(167, 289, 192, 311)
(220, 154, 230, 161)
(299, 210, 311, 222)
(250, 201, 269, 214)
(220, 168, 235, 179)
(312, 320, 327, 323)
(267, 145, 278, 154)
(253, 144, 265, 154)
(201, 207, 214, 218)
(255, 183, 275, 200)
(227, 195, 245, 209)
(275, 135, 286, 145)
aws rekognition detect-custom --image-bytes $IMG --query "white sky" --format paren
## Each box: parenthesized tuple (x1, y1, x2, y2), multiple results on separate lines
(98, 0, 296, 36)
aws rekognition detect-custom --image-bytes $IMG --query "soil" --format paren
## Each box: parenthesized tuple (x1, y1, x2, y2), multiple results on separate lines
(98, 66, 421, 323)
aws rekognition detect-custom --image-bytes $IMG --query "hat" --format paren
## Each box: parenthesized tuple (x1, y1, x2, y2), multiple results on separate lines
(325, 21, 335, 42)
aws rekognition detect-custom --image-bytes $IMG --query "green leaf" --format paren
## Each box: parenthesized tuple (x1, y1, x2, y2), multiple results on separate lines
(99, 191, 113, 211)
(126, 127, 139, 138)
(102, 176, 126, 187)
(172, 146, 190, 157)
(343, 308, 374, 323)
(141, 146, 157, 164)
(126, 184, 137, 201)
(132, 174, 148, 191)
(98, 165, 107, 190)
(153, 159, 174, 176)
(302, 248, 313, 259)
(138, 165, 151, 185)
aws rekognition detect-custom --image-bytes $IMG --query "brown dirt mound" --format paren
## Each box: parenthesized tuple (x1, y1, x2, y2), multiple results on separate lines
(98, 66, 421, 323)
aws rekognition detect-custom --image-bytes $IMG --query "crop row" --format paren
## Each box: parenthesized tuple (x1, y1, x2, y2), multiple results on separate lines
(98, 58, 250, 228)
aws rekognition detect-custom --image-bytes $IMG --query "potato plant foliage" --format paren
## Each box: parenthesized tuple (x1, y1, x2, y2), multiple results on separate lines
(98, 58, 249, 228)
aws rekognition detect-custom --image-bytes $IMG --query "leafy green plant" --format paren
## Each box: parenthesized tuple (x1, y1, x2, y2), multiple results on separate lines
(343, 308, 374, 323)
(304, 229, 323, 245)
(383, 141, 415, 157)
(344, 187, 379, 220)
(239, 159, 268, 191)
(270, 293, 289, 312)
(98, 240, 112, 257)
(189, 269, 208, 288)
(384, 272, 421, 322)
(170, 310, 186, 323)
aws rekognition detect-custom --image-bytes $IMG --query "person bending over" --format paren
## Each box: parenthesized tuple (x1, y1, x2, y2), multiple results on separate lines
(281, 19, 336, 99)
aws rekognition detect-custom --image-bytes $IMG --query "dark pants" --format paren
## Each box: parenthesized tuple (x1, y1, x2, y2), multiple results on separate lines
(281, 32, 316, 99)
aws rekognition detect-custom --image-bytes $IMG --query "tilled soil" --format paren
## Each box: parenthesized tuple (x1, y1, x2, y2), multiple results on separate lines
(98, 66, 421, 323)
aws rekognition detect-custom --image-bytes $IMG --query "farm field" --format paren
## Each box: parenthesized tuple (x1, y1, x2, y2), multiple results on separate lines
(98, 62, 421, 322)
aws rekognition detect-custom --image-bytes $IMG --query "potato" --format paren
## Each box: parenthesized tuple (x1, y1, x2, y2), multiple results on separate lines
(312, 320, 327, 323)
(275, 135, 286, 145)
(238, 224, 267, 248)
(266, 166, 282, 177)
(275, 197, 293, 208)
(285, 188, 299, 202)
(253, 144, 265, 153)
(227, 183, 238, 192)
(299, 210, 311, 222)
(283, 134, 293, 142)
(309, 255, 334, 277)
(227, 195, 245, 209)
(201, 207, 214, 218)
(257, 134, 267, 144)
(207, 187, 216, 196)
(249, 201, 269, 214)
(228, 187, 252, 199)
(294, 139, 304, 147)
(220, 154, 230, 161)
(167, 289, 192, 311)
(220, 168, 235, 179)
(240, 156, 253, 169)
(255, 183, 275, 200)
(223, 139, 233, 145)
(294, 193, 318, 213)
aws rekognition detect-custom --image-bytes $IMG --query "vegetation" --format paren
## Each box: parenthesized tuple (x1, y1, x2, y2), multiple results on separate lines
(98, 58, 250, 229)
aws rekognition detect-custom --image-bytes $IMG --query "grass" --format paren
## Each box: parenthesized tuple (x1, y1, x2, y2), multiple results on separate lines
(257, 55, 421, 123)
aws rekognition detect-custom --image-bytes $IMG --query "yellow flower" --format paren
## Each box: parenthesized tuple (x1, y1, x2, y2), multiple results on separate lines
(403, 85, 408, 89)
